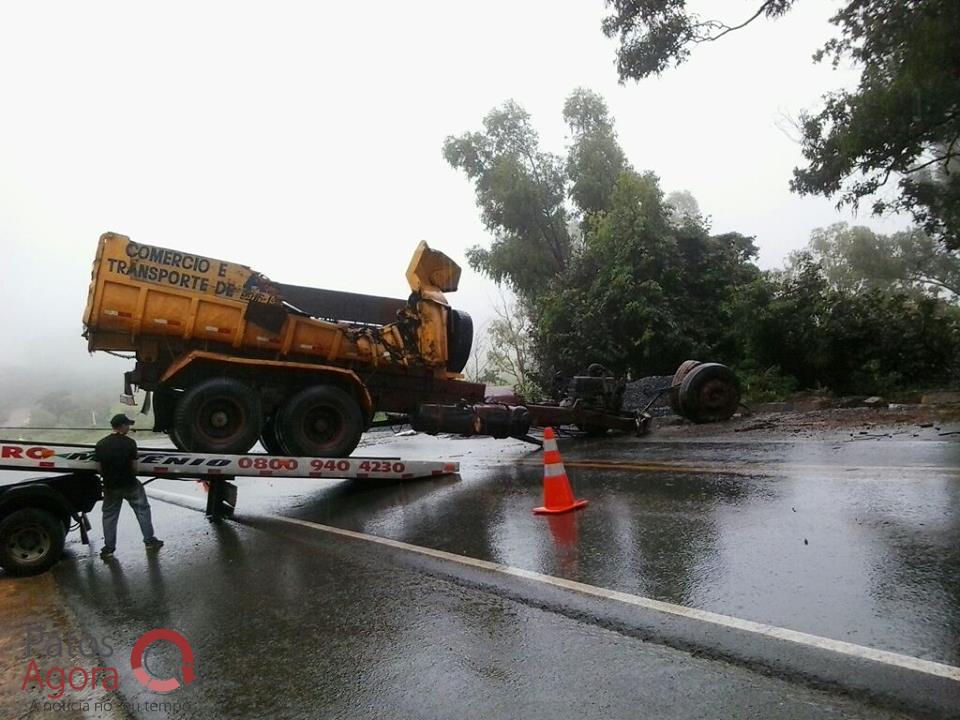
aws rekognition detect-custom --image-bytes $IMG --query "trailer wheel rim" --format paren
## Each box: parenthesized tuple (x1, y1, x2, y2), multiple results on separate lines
(8, 523, 52, 563)
(699, 378, 738, 412)
(194, 398, 248, 444)
(301, 406, 347, 447)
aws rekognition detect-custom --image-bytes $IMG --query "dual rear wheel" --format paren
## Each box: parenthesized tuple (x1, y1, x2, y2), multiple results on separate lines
(171, 379, 364, 457)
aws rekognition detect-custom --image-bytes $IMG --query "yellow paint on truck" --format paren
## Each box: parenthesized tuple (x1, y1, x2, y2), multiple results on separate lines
(83, 232, 454, 371)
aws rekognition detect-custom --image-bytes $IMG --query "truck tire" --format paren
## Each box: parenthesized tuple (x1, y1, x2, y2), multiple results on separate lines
(0, 508, 67, 576)
(446, 309, 473, 373)
(276, 385, 363, 457)
(173, 378, 262, 454)
(169, 425, 188, 451)
(678, 363, 740, 423)
(259, 415, 287, 455)
(669, 360, 701, 415)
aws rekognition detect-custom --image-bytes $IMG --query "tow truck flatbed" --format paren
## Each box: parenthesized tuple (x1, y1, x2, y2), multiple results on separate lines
(0, 440, 459, 481)
(0, 439, 460, 531)
(0, 439, 460, 575)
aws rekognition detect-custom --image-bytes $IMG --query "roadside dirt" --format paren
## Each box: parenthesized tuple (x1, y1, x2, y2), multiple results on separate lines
(652, 404, 960, 442)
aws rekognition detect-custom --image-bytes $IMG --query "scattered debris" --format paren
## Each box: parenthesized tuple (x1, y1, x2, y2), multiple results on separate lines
(621, 375, 674, 417)
(734, 419, 778, 432)
(863, 396, 885, 408)
(921, 391, 960, 405)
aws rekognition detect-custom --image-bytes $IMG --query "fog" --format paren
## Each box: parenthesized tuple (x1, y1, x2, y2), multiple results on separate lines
(0, 1, 908, 421)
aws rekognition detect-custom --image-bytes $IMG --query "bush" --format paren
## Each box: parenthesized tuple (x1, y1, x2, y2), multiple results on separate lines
(747, 258, 960, 395)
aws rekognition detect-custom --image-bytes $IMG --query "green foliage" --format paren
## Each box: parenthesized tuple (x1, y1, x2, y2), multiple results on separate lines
(787, 223, 960, 298)
(664, 190, 701, 227)
(791, 1, 960, 248)
(446, 87, 960, 401)
(748, 256, 960, 394)
(536, 170, 762, 378)
(601, 1, 795, 79)
(445, 89, 634, 298)
(601, 1, 960, 248)
(563, 89, 629, 220)
(736, 366, 798, 405)
(443, 101, 572, 298)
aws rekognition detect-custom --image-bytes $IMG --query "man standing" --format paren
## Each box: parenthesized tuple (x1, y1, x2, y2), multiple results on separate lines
(94, 414, 163, 560)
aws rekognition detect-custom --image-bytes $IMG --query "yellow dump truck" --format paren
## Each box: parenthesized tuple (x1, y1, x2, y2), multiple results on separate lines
(83, 232, 511, 456)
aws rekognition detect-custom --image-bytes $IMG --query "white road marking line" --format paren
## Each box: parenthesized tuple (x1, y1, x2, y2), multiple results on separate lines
(146, 489, 960, 682)
(147, 488, 206, 508)
(275, 516, 960, 682)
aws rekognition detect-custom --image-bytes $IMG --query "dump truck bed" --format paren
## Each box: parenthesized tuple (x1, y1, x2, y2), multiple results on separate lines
(82, 233, 451, 371)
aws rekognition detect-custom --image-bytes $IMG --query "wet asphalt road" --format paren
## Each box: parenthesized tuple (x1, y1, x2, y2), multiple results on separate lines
(13, 429, 960, 718)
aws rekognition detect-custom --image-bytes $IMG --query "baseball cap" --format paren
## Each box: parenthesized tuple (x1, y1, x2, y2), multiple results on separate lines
(110, 413, 136, 429)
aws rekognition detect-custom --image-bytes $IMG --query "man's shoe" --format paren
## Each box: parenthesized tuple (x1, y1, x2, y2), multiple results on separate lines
(100, 547, 114, 560)
(144, 538, 164, 551)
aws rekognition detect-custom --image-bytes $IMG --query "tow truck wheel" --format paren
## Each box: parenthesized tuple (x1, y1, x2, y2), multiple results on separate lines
(277, 385, 363, 457)
(0, 508, 66, 576)
(173, 378, 262, 454)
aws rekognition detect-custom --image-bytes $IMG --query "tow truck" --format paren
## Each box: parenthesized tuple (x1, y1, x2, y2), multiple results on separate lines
(0, 440, 458, 576)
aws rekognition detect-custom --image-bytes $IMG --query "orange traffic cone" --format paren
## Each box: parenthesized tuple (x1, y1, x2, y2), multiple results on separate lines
(534, 427, 589, 515)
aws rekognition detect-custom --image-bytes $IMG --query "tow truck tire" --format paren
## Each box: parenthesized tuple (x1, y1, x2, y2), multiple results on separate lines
(0, 508, 66, 577)
(173, 378, 262, 454)
(259, 415, 287, 455)
(276, 385, 363, 457)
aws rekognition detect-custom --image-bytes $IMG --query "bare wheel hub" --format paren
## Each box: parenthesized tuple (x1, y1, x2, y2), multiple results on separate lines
(9, 524, 51, 563)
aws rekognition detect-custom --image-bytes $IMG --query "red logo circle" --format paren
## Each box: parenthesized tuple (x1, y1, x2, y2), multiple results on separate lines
(130, 628, 196, 693)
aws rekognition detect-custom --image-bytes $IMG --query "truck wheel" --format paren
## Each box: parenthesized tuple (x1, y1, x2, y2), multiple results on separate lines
(277, 385, 363, 457)
(259, 415, 287, 455)
(169, 425, 188, 451)
(678, 363, 740, 423)
(446, 309, 473, 373)
(670, 360, 701, 415)
(0, 508, 67, 576)
(173, 378, 262, 454)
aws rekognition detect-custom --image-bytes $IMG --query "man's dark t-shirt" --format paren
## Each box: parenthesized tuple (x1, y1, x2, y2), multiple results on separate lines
(94, 433, 138, 488)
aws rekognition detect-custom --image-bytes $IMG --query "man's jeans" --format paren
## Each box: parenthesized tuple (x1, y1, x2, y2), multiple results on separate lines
(101, 483, 157, 552)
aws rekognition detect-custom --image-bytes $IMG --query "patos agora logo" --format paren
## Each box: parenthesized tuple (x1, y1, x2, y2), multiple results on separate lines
(130, 628, 196, 693)
(21, 625, 197, 700)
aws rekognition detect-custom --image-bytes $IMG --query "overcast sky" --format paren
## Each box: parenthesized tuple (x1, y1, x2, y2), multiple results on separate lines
(0, 1, 907, 373)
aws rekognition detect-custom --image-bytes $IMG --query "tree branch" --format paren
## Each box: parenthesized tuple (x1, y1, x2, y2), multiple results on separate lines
(519, 146, 568, 269)
(699, 1, 777, 43)
(906, 272, 960, 297)
(905, 153, 954, 176)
